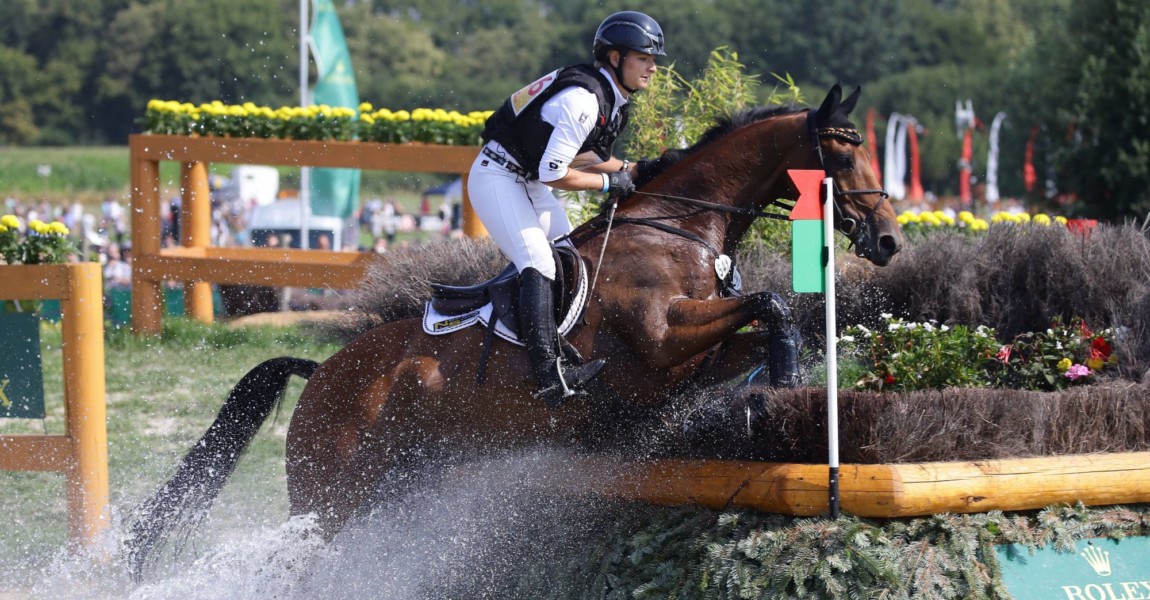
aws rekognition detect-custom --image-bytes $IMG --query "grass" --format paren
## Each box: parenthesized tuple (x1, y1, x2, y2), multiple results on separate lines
(0, 145, 455, 214)
(0, 317, 342, 579)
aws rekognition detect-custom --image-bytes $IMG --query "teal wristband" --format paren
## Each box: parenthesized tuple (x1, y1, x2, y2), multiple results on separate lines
(601, 173, 610, 193)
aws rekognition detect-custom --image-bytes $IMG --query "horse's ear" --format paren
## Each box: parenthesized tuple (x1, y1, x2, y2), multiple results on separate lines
(816, 84, 843, 125)
(839, 86, 862, 118)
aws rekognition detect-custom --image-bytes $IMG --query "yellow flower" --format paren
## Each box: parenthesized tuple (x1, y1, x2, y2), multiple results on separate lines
(1, 214, 19, 229)
(1057, 357, 1072, 372)
(931, 210, 954, 225)
(1055, 215, 1068, 225)
(1086, 356, 1104, 370)
(29, 219, 46, 233)
(48, 222, 69, 236)
(0, 224, 7, 233)
(1033, 214, 1052, 225)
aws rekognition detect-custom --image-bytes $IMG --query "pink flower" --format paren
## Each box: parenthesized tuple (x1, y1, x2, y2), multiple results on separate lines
(996, 345, 1012, 364)
(1065, 364, 1091, 381)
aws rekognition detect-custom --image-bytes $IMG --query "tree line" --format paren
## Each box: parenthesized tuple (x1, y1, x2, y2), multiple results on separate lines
(1, 0, 1147, 219)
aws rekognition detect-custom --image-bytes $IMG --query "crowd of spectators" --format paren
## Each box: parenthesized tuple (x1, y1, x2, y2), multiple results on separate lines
(4, 189, 462, 319)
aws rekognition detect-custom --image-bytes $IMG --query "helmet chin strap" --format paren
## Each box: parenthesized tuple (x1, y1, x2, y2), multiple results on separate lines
(611, 51, 638, 95)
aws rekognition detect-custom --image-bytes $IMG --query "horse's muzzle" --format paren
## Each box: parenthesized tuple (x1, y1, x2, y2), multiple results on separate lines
(852, 227, 901, 266)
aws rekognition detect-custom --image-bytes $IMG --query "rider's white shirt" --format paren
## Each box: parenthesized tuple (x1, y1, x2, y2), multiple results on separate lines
(537, 67, 628, 183)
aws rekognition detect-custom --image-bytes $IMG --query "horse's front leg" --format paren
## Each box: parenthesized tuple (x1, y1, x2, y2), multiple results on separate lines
(691, 327, 802, 389)
(653, 291, 799, 384)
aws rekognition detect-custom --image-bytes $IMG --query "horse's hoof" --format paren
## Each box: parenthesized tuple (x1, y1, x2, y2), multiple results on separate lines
(768, 327, 802, 388)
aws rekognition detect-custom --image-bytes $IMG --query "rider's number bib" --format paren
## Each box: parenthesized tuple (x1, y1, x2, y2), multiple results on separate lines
(509, 69, 560, 116)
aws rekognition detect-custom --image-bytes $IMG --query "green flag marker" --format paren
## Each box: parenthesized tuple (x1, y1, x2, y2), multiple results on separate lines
(309, 0, 360, 220)
(788, 169, 827, 293)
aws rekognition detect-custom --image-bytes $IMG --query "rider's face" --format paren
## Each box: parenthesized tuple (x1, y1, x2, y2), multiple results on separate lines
(614, 51, 657, 94)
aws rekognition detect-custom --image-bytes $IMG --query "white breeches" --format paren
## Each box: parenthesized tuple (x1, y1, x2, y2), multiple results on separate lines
(467, 147, 573, 281)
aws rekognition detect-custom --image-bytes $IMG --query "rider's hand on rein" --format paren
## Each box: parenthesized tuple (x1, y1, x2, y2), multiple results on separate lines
(605, 171, 636, 196)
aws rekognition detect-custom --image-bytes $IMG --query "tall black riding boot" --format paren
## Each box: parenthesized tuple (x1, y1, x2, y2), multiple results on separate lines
(518, 267, 604, 406)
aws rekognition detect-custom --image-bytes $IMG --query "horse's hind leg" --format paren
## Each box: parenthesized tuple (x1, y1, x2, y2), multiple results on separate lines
(284, 322, 445, 537)
(284, 339, 404, 536)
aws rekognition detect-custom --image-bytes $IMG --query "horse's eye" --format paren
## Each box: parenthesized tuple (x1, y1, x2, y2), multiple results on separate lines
(835, 153, 854, 170)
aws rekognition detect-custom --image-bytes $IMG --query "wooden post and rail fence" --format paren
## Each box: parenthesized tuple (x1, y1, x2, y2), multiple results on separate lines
(128, 134, 482, 335)
(0, 263, 109, 548)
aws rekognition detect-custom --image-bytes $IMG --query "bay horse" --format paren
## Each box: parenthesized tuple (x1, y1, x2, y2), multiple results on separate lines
(126, 85, 902, 575)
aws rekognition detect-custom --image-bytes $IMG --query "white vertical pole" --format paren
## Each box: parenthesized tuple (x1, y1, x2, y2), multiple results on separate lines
(823, 176, 840, 519)
(298, 0, 311, 250)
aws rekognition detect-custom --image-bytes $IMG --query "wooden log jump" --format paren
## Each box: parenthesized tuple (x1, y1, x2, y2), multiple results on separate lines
(550, 452, 1150, 518)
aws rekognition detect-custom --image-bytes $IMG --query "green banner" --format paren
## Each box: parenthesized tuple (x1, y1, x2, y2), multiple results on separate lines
(791, 220, 825, 293)
(0, 311, 45, 419)
(309, 0, 360, 219)
(996, 537, 1150, 600)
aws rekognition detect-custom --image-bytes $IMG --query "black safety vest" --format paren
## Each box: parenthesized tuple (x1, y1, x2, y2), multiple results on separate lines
(481, 64, 628, 180)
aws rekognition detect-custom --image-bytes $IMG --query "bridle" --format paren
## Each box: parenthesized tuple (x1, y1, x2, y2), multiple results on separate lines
(808, 109, 890, 241)
(614, 110, 890, 241)
(580, 108, 891, 291)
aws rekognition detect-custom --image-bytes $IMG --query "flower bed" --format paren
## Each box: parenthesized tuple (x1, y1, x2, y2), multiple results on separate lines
(143, 99, 492, 145)
(0, 214, 72, 266)
(841, 314, 1117, 392)
(1, 214, 75, 313)
(896, 209, 1069, 236)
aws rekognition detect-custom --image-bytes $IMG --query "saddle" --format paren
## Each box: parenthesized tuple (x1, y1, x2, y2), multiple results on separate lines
(428, 245, 587, 338)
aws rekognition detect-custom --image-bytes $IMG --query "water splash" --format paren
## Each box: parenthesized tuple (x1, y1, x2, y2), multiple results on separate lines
(10, 449, 627, 599)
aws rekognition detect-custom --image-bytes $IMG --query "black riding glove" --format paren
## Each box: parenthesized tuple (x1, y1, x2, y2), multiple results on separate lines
(605, 171, 635, 196)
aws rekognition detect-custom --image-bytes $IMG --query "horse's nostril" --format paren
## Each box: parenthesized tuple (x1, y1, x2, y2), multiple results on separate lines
(879, 235, 900, 253)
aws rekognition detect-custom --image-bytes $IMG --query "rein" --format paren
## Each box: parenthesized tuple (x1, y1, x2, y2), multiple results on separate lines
(599, 110, 890, 239)
(579, 108, 891, 289)
(629, 189, 794, 221)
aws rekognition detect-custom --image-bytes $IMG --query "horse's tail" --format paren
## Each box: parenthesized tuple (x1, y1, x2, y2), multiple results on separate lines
(124, 356, 319, 579)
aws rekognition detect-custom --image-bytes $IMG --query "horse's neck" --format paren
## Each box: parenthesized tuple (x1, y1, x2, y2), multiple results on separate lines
(626, 117, 806, 252)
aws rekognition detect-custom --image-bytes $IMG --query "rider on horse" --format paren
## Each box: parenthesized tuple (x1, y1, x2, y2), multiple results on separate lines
(468, 11, 665, 405)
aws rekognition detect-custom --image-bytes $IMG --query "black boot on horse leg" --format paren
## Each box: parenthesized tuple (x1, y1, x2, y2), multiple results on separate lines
(518, 267, 604, 406)
(750, 291, 802, 388)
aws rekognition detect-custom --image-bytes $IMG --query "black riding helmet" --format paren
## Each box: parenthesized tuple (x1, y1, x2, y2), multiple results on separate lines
(593, 11, 665, 93)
